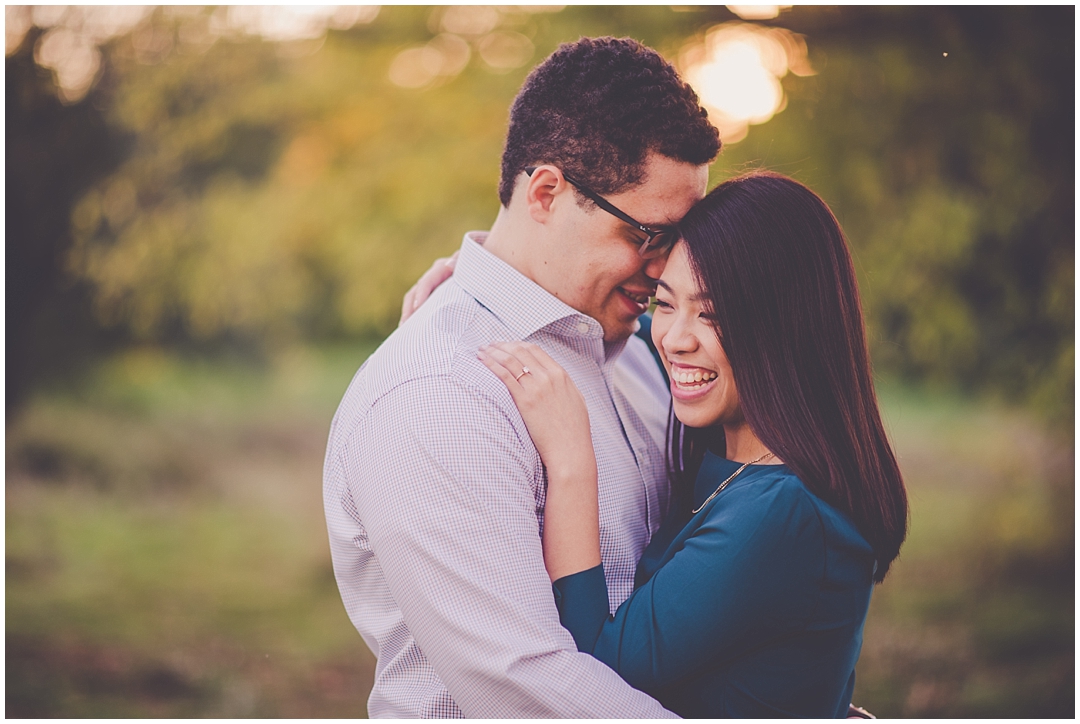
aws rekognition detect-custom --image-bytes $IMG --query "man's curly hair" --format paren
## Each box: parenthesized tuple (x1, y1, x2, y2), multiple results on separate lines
(498, 36, 721, 208)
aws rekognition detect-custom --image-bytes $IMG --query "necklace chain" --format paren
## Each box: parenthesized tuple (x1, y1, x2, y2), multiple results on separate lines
(691, 452, 776, 514)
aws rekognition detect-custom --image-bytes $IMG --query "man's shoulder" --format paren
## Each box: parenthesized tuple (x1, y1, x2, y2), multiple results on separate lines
(619, 331, 665, 380)
(327, 286, 516, 446)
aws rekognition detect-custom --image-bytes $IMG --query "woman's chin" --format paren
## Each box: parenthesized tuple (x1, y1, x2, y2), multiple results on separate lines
(672, 400, 723, 430)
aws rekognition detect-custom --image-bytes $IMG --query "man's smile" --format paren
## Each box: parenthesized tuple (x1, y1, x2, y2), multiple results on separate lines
(616, 286, 654, 313)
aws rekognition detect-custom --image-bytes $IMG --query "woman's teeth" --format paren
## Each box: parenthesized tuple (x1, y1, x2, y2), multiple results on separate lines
(673, 369, 718, 387)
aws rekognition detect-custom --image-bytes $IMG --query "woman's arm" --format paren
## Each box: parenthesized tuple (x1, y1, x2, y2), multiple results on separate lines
(477, 341, 601, 581)
(558, 477, 826, 691)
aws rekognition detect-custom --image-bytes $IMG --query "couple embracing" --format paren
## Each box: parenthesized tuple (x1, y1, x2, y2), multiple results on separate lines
(324, 36, 907, 718)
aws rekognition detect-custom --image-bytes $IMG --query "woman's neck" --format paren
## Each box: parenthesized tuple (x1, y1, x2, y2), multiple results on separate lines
(723, 421, 776, 464)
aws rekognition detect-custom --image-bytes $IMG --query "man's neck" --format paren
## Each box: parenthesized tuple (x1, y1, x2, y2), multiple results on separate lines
(480, 207, 633, 356)
(481, 205, 535, 281)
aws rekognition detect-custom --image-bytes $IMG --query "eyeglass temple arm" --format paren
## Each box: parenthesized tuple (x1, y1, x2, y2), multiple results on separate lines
(523, 167, 652, 236)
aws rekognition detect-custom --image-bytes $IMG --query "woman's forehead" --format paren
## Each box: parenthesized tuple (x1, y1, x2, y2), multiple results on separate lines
(656, 242, 706, 300)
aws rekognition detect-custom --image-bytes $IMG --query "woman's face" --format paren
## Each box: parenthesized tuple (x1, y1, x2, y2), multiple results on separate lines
(651, 241, 741, 430)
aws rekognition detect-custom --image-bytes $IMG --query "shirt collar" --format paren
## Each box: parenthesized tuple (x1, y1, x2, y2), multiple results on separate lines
(455, 231, 605, 342)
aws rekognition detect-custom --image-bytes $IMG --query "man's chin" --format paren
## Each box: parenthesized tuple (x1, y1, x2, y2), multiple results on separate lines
(601, 317, 642, 344)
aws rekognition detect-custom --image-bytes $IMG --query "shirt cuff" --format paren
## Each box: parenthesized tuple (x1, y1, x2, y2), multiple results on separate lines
(551, 564, 610, 653)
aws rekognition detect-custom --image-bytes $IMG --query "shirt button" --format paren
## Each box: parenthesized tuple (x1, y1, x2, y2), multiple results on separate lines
(577, 322, 590, 334)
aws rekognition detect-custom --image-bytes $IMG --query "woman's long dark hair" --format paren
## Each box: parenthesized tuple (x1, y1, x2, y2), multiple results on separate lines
(669, 171, 908, 582)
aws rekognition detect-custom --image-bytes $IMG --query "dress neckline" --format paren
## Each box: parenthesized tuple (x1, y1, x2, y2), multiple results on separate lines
(692, 450, 790, 511)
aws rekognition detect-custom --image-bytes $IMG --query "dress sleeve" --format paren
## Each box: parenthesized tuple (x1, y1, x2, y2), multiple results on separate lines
(552, 564, 609, 652)
(341, 377, 676, 718)
(555, 474, 825, 695)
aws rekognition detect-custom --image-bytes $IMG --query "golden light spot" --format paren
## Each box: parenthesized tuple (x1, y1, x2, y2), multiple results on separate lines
(35, 26, 101, 102)
(5, 6, 32, 55)
(215, 5, 379, 42)
(437, 6, 501, 37)
(726, 5, 791, 21)
(389, 33, 474, 89)
(680, 22, 813, 143)
(429, 33, 472, 76)
(389, 45, 446, 89)
(477, 31, 534, 72)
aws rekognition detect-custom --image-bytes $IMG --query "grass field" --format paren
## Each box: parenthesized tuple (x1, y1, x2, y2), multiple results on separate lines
(6, 342, 1074, 717)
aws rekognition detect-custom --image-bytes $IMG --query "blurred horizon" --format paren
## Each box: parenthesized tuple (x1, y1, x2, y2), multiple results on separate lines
(6, 4, 1074, 717)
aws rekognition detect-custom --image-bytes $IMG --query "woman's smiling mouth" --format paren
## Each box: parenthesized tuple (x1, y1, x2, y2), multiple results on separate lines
(669, 364, 719, 398)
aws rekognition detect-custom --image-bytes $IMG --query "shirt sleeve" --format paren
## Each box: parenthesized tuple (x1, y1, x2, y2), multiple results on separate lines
(341, 375, 676, 718)
(552, 475, 825, 695)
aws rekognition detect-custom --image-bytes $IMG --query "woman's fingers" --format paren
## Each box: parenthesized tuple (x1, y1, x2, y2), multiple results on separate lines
(399, 251, 458, 325)
(478, 344, 535, 385)
(483, 341, 556, 376)
(400, 287, 418, 324)
(478, 341, 592, 472)
(477, 347, 522, 391)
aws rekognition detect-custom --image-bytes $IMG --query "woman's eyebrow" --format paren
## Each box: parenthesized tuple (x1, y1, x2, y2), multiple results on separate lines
(655, 279, 707, 302)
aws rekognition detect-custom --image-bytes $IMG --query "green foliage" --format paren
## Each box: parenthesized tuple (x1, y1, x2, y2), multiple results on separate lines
(49, 6, 1077, 423)
(72, 10, 509, 340)
(721, 7, 1073, 423)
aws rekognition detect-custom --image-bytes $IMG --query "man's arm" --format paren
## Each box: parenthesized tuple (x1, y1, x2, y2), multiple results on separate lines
(338, 375, 675, 718)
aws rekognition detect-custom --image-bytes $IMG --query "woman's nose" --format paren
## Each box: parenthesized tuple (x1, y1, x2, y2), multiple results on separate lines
(661, 315, 697, 355)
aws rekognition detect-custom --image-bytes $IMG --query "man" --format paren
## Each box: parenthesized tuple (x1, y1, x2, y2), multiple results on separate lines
(324, 37, 720, 717)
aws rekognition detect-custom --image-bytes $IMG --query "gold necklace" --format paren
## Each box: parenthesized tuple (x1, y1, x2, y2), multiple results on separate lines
(692, 452, 776, 514)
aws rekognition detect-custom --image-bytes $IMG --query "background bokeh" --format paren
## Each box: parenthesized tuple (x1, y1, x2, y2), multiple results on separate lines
(6, 5, 1074, 717)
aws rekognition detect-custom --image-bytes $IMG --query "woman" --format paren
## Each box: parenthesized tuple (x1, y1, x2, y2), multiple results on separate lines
(476, 171, 908, 718)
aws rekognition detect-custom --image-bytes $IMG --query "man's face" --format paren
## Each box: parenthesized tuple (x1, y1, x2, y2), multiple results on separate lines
(540, 154, 709, 343)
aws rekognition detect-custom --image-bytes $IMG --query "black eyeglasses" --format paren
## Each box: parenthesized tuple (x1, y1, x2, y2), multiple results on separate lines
(524, 166, 679, 259)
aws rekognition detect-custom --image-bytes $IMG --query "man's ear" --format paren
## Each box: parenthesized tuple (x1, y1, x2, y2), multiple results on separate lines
(524, 165, 569, 224)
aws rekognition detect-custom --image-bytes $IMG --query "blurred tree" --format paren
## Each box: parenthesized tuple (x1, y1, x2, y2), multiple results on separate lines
(6, 27, 127, 411)
(722, 6, 1074, 424)
(8, 6, 1073, 424)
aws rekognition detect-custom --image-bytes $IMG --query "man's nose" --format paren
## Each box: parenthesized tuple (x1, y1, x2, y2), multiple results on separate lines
(644, 254, 667, 281)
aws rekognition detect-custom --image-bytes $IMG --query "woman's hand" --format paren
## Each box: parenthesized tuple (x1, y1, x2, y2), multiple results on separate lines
(399, 251, 458, 325)
(477, 341, 594, 477)
(478, 341, 601, 581)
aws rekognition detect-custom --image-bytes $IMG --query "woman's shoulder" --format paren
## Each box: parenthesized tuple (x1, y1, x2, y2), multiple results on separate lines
(707, 461, 869, 550)
(747, 464, 872, 557)
(715, 462, 812, 512)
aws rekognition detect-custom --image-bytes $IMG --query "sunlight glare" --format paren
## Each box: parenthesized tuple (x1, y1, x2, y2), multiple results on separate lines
(726, 5, 791, 21)
(680, 22, 813, 143)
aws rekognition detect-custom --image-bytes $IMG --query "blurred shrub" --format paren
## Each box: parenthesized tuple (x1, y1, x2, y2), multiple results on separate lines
(68, 7, 511, 342)
(722, 6, 1073, 424)
(8, 7, 1073, 424)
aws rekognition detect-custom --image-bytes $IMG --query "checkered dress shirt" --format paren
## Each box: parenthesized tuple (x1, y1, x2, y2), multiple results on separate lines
(323, 233, 675, 717)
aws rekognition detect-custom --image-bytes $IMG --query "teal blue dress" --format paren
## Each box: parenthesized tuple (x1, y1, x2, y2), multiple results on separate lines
(552, 452, 875, 718)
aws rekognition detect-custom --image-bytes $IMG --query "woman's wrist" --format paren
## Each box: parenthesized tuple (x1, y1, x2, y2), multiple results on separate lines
(542, 454, 601, 581)
(544, 451, 598, 488)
